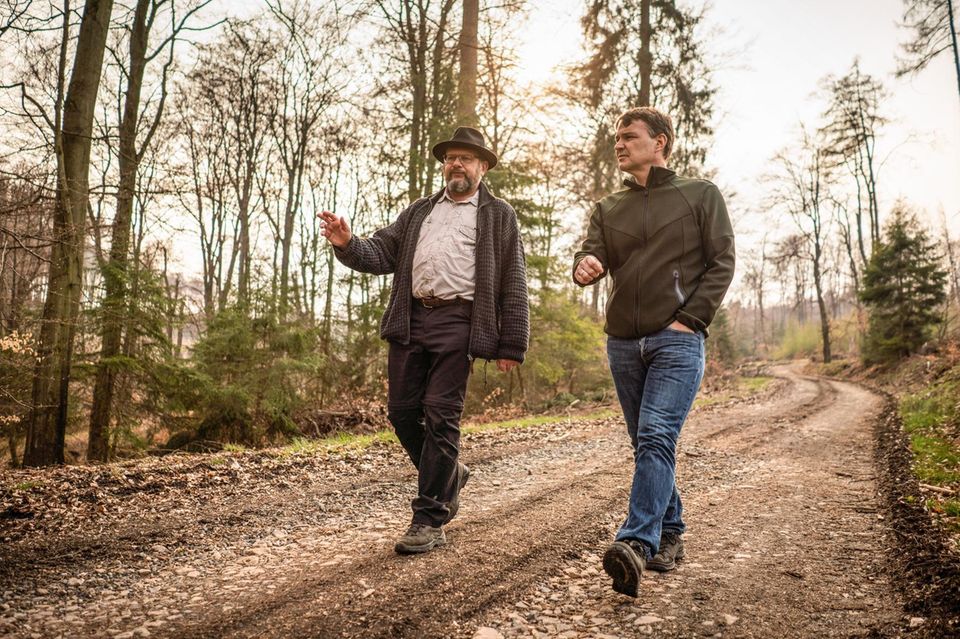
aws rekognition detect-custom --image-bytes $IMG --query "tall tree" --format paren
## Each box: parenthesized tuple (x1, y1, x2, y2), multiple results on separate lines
(768, 129, 833, 363)
(373, 0, 457, 201)
(860, 205, 947, 363)
(896, 0, 960, 103)
(578, 0, 716, 174)
(821, 60, 886, 262)
(456, 0, 478, 126)
(176, 19, 275, 315)
(87, 0, 211, 462)
(265, 0, 343, 317)
(24, 0, 115, 466)
(742, 236, 769, 351)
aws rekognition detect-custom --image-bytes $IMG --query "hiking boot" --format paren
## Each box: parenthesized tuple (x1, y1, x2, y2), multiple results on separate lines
(602, 540, 647, 597)
(394, 523, 446, 554)
(647, 532, 685, 572)
(444, 463, 472, 524)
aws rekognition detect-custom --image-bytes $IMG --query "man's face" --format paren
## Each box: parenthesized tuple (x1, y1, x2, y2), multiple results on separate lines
(614, 120, 665, 172)
(442, 147, 487, 195)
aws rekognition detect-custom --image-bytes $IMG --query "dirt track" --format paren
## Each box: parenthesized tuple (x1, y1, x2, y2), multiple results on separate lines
(0, 364, 931, 638)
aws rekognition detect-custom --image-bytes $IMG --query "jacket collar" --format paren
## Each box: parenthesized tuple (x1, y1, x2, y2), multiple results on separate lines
(623, 165, 676, 191)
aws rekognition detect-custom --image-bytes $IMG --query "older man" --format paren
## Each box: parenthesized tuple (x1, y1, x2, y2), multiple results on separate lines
(319, 127, 529, 554)
(574, 107, 735, 596)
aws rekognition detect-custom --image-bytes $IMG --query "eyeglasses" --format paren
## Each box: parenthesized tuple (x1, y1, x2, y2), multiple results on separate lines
(443, 153, 478, 165)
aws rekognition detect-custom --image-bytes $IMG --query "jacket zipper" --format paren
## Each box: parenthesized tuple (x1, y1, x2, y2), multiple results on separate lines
(673, 270, 686, 305)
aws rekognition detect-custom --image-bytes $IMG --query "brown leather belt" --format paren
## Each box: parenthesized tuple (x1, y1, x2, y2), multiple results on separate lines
(416, 296, 472, 308)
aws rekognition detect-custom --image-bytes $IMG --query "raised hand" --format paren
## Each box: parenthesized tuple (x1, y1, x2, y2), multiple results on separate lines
(318, 210, 352, 248)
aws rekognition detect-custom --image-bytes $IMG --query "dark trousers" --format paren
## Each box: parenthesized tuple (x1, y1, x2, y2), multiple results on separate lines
(387, 301, 472, 526)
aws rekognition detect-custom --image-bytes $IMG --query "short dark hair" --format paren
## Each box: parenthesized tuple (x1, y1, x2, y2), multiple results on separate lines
(616, 107, 674, 160)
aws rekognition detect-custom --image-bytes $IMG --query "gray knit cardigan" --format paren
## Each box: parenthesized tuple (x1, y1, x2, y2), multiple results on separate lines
(333, 183, 530, 363)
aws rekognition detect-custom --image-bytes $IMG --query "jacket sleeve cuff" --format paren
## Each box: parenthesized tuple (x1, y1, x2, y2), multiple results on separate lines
(332, 235, 357, 258)
(496, 345, 526, 364)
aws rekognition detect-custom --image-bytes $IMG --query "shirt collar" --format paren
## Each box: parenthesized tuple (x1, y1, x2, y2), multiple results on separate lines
(441, 187, 480, 205)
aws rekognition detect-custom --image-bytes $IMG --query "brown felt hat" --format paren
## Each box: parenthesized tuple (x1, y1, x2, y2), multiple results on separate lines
(432, 126, 498, 169)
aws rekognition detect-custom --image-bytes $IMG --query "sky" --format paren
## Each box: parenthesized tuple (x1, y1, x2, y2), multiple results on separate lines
(512, 0, 960, 249)
(9, 0, 946, 300)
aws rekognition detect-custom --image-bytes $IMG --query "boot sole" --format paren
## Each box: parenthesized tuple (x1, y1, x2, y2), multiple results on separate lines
(602, 542, 643, 597)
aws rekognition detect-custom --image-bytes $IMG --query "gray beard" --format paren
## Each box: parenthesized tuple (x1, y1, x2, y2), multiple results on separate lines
(447, 175, 474, 194)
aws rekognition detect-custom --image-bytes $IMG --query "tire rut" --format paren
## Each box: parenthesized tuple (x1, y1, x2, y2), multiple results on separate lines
(174, 459, 631, 639)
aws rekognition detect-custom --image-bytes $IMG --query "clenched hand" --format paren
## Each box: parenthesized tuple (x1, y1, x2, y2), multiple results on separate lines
(575, 255, 603, 285)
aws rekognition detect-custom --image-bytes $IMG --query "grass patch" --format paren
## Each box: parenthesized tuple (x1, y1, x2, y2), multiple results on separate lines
(695, 375, 775, 408)
(819, 359, 856, 378)
(276, 408, 618, 457)
(281, 430, 399, 456)
(222, 443, 247, 453)
(900, 368, 960, 530)
(910, 434, 960, 485)
(739, 375, 775, 393)
(273, 382, 771, 458)
(464, 408, 618, 435)
(9, 481, 41, 492)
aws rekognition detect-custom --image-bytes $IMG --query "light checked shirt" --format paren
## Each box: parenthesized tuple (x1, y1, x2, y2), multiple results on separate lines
(411, 188, 479, 301)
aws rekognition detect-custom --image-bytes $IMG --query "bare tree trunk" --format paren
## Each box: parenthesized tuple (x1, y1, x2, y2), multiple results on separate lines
(7, 431, 19, 467)
(425, 0, 454, 194)
(456, 0, 478, 126)
(943, 210, 960, 308)
(640, 0, 651, 105)
(322, 156, 342, 352)
(949, 0, 960, 102)
(24, 0, 115, 467)
(813, 249, 831, 363)
(88, 0, 152, 462)
(407, 2, 427, 201)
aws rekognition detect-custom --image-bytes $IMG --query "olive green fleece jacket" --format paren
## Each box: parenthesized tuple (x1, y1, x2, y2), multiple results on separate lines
(573, 165, 735, 338)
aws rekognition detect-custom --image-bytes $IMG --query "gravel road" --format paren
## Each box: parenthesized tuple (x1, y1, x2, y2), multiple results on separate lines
(1, 364, 924, 638)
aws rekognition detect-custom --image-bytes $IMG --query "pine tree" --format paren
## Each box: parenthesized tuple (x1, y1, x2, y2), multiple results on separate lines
(859, 206, 947, 364)
(578, 0, 717, 175)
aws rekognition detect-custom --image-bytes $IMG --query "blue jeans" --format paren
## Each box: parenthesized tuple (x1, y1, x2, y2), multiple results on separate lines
(606, 328, 705, 557)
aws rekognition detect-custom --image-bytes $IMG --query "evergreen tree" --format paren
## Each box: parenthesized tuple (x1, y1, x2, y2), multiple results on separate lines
(859, 206, 947, 364)
(577, 0, 717, 175)
(706, 306, 737, 368)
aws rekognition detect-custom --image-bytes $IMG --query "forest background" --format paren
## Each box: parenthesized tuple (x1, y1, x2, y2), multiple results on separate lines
(0, 0, 959, 480)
